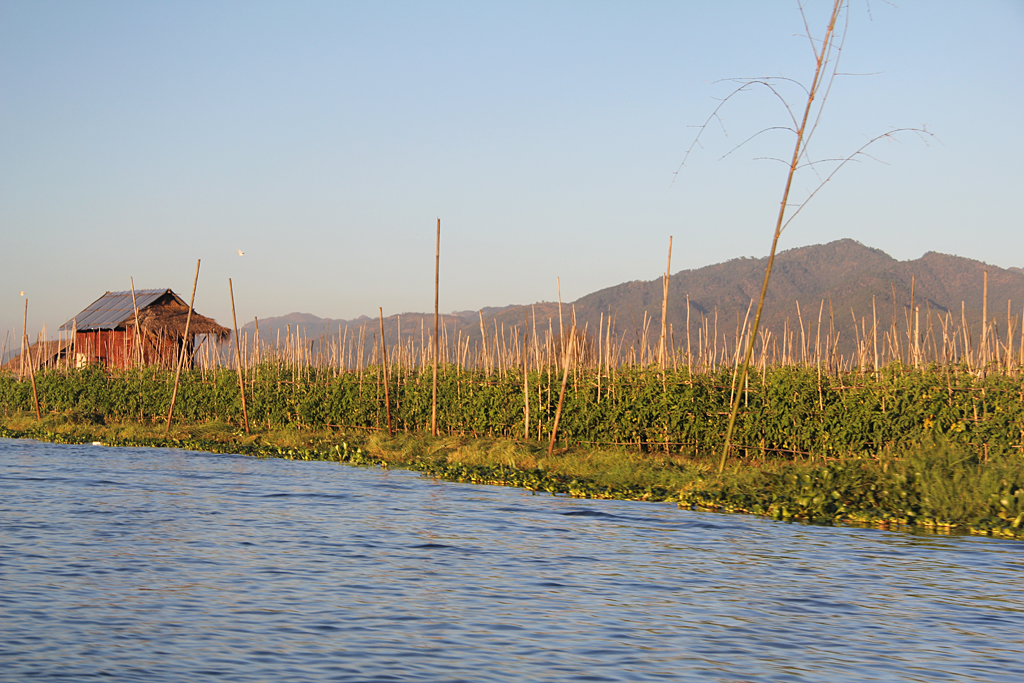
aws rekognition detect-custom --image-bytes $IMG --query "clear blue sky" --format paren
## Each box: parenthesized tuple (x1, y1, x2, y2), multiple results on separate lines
(3, 0, 1022, 344)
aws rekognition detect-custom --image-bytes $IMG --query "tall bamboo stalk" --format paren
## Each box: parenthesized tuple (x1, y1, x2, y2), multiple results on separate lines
(432, 218, 440, 436)
(659, 236, 673, 369)
(22, 298, 41, 420)
(548, 324, 575, 456)
(166, 259, 200, 434)
(130, 278, 142, 366)
(522, 326, 530, 440)
(981, 270, 989, 372)
(379, 307, 392, 436)
(719, 0, 845, 475)
(229, 279, 250, 434)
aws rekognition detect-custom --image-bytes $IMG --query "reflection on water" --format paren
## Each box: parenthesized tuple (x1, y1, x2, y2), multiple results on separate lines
(2, 438, 1022, 682)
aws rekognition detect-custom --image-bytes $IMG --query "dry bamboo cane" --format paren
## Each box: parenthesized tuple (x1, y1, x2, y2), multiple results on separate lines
(19, 301, 26, 377)
(796, 300, 806, 366)
(913, 276, 921, 366)
(130, 278, 142, 366)
(718, 0, 844, 476)
(22, 299, 41, 420)
(229, 279, 250, 434)
(961, 301, 971, 370)
(686, 294, 692, 375)
(557, 278, 564, 368)
(379, 308, 392, 436)
(914, 306, 921, 369)
(523, 326, 530, 440)
(1019, 303, 1024, 372)
(1006, 300, 1013, 373)
(598, 311, 604, 396)
(547, 324, 575, 457)
(432, 219, 440, 436)
(166, 259, 200, 434)
(478, 311, 488, 374)
(872, 296, 879, 374)
(659, 235, 673, 369)
(254, 317, 261, 365)
(981, 270, 989, 373)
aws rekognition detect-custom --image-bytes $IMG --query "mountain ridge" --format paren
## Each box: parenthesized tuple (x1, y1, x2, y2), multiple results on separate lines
(242, 239, 1024, 356)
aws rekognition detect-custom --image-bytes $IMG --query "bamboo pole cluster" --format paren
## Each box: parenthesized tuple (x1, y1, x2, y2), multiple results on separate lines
(8, 289, 1024, 382)
(168, 293, 1024, 390)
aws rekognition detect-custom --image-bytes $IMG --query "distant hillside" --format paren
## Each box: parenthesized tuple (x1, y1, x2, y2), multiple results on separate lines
(243, 239, 1024, 358)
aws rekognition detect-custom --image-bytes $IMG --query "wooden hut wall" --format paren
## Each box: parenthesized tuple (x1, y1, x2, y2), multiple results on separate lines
(75, 330, 130, 368)
(74, 330, 183, 369)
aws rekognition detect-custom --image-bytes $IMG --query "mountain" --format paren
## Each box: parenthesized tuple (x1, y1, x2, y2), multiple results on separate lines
(242, 239, 1024, 358)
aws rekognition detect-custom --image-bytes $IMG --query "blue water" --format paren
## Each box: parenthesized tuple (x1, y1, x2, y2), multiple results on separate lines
(1, 438, 1023, 682)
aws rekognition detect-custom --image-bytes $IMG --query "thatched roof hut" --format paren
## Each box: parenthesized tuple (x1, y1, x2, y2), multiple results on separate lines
(59, 288, 230, 368)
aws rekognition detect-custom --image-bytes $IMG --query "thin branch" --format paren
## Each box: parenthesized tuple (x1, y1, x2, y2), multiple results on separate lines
(719, 127, 796, 162)
(672, 78, 804, 185)
(780, 127, 934, 233)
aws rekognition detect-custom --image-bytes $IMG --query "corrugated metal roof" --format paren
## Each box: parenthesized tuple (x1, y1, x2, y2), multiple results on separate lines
(60, 289, 183, 331)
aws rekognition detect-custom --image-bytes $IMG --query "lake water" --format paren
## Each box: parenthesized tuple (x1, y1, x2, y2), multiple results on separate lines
(2, 438, 1023, 682)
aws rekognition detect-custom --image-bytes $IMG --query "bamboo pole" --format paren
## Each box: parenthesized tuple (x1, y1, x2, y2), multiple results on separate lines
(914, 305, 921, 369)
(19, 300, 26, 377)
(166, 259, 200, 434)
(130, 277, 142, 366)
(796, 300, 806, 366)
(961, 301, 971, 370)
(659, 236, 673, 369)
(379, 308, 392, 436)
(1019, 303, 1024, 373)
(718, 0, 845, 475)
(478, 310, 488, 374)
(229, 279, 250, 434)
(522, 326, 530, 440)
(557, 277, 564, 360)
(547, 324, 575, 457)
(872, 295, 879, 373)
(432, 219, 440, 436)
(22, 299, 41, 420)
(981, 270, 989, 372)
(686, 294, 692, 375)
(913, 274, 921, 362)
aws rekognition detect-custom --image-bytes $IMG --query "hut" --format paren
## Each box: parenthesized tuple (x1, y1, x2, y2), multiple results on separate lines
(59, 289, 230, 369)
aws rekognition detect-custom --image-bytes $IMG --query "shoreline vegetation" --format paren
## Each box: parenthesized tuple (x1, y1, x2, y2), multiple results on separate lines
(2, 361, 1023, 541)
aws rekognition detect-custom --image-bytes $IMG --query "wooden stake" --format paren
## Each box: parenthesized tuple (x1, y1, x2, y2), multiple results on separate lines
(548, 325, 575, 457)
(129, 277, 143, 366)
(718, 0, 845, 475)
(686, 294, 692, 375)
(432, 218, 440, 436)
(22, 298, 41, 420)
(229, 279, 250, 434)
(872, 295, 879, 373)
(522, 326, 530, 440)
(981, 269, 989, 371)
(166, 259, 200, 434)
(379, 307, 392, 436)
(557, 278, 564, 371)
(479, 310, 488, 374)
(659, 236, 673, 369)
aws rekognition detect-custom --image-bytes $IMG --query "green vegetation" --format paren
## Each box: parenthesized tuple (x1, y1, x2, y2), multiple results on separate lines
(2, 363, 1022, 460)
(2, 363, 1022, 540)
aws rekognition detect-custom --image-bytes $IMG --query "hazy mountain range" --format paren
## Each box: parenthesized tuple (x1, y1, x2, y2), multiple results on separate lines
(242, 239, 1024, 356)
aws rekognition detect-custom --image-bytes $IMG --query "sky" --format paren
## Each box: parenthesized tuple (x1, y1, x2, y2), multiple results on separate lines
(2, 0, 1023, 344)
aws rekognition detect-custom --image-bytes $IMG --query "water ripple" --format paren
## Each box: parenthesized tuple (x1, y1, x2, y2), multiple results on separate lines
(1, 437, 1023, 682)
